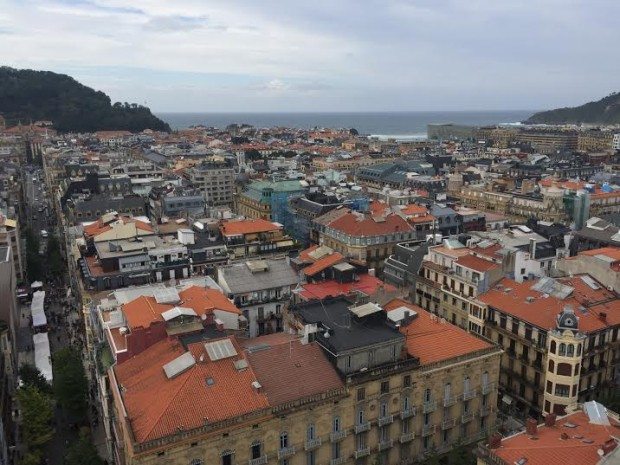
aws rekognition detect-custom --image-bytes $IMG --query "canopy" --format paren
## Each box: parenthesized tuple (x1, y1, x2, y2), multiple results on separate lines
(33, 332, 53, 382)
(31, 291, 47, 327)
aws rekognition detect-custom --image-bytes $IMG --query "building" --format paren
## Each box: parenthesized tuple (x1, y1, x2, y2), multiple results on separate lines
(355, 161, 435, 190)
(476, 402, 619, 465)
(613, 133, 620, 152)
(0, 213, 23, 282)
(313, 203, 416, 273)
(577, 130, 615, 153)
(557, 247, 620, 293)
(148, 186, 205, 221)
(288, 192, 343, 246)
(289, 296, 502, 463)
(186, 160, 235, 207)
(217, 258, 299, 337)
(571, 217, 620, 254)
(219, 219, 296, 260)
(66, 195, 147, 224)
(236, 179, 306, 226)
(383, 241, 428, 291)
(108, 334, 346, 465)
(478, 275, 619, 417)
(427, 124, 478, 140)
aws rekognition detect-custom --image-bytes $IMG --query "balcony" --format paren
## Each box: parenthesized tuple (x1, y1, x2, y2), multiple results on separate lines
(441, 418, 457, 430)
(378, 414, 394, 427)
(353, 447, 370, 459)
(330, 458, 345, 465)
(354, 422, 371, 434)
(400, 432, 415, 443)
(461, 411, 475, 423)
(462, 389, 477, 400)
(481, 383, 495, 395)
(423, 400, 437, 414)
(248, 456, 268, 465)
(401, 407, 416, 419)
(330, 430, 347, 442)
(277, 447, 296, 459)
(304, 438, 322, 451)
(422, 424, 436, 437)
(480, 405, 493, 417)
(379, 439, 393, 451)
(443, 395, 457, 407)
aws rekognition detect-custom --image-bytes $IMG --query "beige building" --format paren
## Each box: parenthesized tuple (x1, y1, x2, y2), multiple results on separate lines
(186, 161, 235, 207)
(0, 213, 23, 282)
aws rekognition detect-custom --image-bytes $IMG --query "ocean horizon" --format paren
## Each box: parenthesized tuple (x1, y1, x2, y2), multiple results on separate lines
(157, 110, 535, 138)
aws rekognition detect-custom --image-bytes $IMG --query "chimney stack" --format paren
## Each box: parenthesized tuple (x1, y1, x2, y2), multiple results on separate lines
(488, 432, 502, 449)
(602, 438, 618, 456)
(544, 413, 557, 427)
(529, 238, 536, 260)
(526, 418, 538, 436)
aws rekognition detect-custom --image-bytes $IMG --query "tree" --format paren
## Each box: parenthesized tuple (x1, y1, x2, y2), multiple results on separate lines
(349, 128, 359, 136)
(20, 451, 42, 465)
(64, 432, 104, 465)
(52, 348, 88, 417)
(244, 149, 262, 161)
(17, 386, 54, 449)
(24, 227, 42, 282)
(19, 364, 52, 394)
(46, 234, 63, 278)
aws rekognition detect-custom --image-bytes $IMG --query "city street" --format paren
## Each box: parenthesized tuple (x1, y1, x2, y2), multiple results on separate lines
(16, 165, 93, 464)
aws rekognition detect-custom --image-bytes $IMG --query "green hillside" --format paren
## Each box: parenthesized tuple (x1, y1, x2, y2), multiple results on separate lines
(0, 67, 170, 133)
(525, 92, 620, 124)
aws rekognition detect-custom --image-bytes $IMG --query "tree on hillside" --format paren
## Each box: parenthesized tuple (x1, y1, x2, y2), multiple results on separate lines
(17, 386, 54, 449)
(53, 348, 88, 417)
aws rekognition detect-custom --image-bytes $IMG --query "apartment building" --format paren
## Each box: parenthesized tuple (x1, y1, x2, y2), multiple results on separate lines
(613, 133, 620, 152)
(577, 130, 615, 153)
(313, 204, 415, 273)
(478, 275, 619, 418)
(0, 213, 23, 282)
(219, 219, 296, 260)
(556, 247, 620, 293)
(186, 160, 235, 207)
(217, 258, 299, 337)
(477, 402, 619, 465)
(289, 296, 502, 463)
(236, 180, 306, 225)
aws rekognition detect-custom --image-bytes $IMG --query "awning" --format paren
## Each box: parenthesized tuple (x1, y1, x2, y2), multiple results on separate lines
(277, 240, 294, 247)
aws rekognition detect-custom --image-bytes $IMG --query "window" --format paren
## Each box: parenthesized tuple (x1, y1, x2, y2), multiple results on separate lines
(251, 442, 262, 460)
(567, 344, 574, 357)
(403, 375, 411, 387)
(331, 442, 340, 460)
(444, 383, 452, 401)
(550, 340, 556, 354)
(402, 396, 410, 412)
(307, 451, 316, 465)
(380, 401, 388, 418)
(357, 408, 365, 425)
(555, 384, 570, 397)
(357, 388, 366, 401)
(557, 363, 572, 376)
(333, 416, 341, 432)
(280, 432, 289, 449)
(381, 381, 390, 394)
(463, 376, 471, 394)
(559, 343, 566, 356)
(548, 360, 555, 372)
(307, 424, 316, 440)
(222, 452, 233, 465)
(424, 388, 432, 402)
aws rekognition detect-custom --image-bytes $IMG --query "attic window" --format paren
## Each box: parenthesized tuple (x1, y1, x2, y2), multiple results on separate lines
(206, 377, 215, 386)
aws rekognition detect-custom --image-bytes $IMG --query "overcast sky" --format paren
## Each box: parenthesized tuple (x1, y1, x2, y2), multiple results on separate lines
(1, 0, 618, 112)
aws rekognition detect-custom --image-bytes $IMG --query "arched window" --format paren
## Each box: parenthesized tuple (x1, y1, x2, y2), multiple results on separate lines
(279, 432, 288, 449)
(550, 341, 556, 354)
(332, 416, 341, 433)
(559, 343, 566, 356)
(548, 360, 555, 372)
(463, 376, 471, 393)
(307, 423, 315, 440)
(567, 344, 574, 357)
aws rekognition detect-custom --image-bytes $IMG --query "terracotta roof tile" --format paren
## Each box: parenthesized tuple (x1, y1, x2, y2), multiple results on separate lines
(300, 274, 396, 300)
(384, 299, 492, 365)
(220, 219, 281, 236)
(327, 211, 413, 236)
(302, 252, 345, 276)
(456, 254, 500, 272)
(491, 411, 619, 465)
(479, 276, 618, 332)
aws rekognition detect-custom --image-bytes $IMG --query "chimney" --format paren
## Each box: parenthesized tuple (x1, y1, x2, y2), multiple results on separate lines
(488, 432, 502, 449)
(599, 312, 607, 322)
(214, 318, 224, 332)
(251, 381, 262, 393)
(529, 238, 536, 260)
(526, 418, 538, 436)
(602, 438, 618, 456)
(544, 413, 557, 427)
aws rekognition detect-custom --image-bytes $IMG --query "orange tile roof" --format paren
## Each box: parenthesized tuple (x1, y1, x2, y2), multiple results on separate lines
(83, 215, 153, 237)
(327, 211, 413, 237)
(302, 252, 345, 276)
(298, 245, 320, 262)
(220, 219, 281, 236)
(245, 338, 344, 406)
(432, 246, 471, 258)
(122, 286, 240, 330)
(300, 274, 396, 300)
(369, 200, 390, 215)
(401, 204, 429, 216)
(384, 299, 493, 365)
(456, 254, 500, 272)
(478, 277, 619, 332)
(470, 243, 504, 260)
(491, 410, 619, 465)
(114, 337, 270, 444)
(579, 247, 620, 261)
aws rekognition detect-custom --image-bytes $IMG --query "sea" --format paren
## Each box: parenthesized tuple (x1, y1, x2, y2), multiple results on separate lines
(157, 110, 534, 140)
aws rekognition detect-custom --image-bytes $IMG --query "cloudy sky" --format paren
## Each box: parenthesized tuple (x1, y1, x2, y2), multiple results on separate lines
(1, 0, 618, 112)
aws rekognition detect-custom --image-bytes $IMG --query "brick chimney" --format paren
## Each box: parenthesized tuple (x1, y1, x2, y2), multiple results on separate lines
(488, 432, 502, 449)
(526, 418, 538, 436)
(544, 413, 557, 427)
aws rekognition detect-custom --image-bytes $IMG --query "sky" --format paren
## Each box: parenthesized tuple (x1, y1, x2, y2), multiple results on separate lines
(1, 0, 619, 112)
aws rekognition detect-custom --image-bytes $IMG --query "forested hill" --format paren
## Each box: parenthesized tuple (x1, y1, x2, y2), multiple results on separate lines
(525, 92, 620, 124)
(0, 67, 170, 133)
